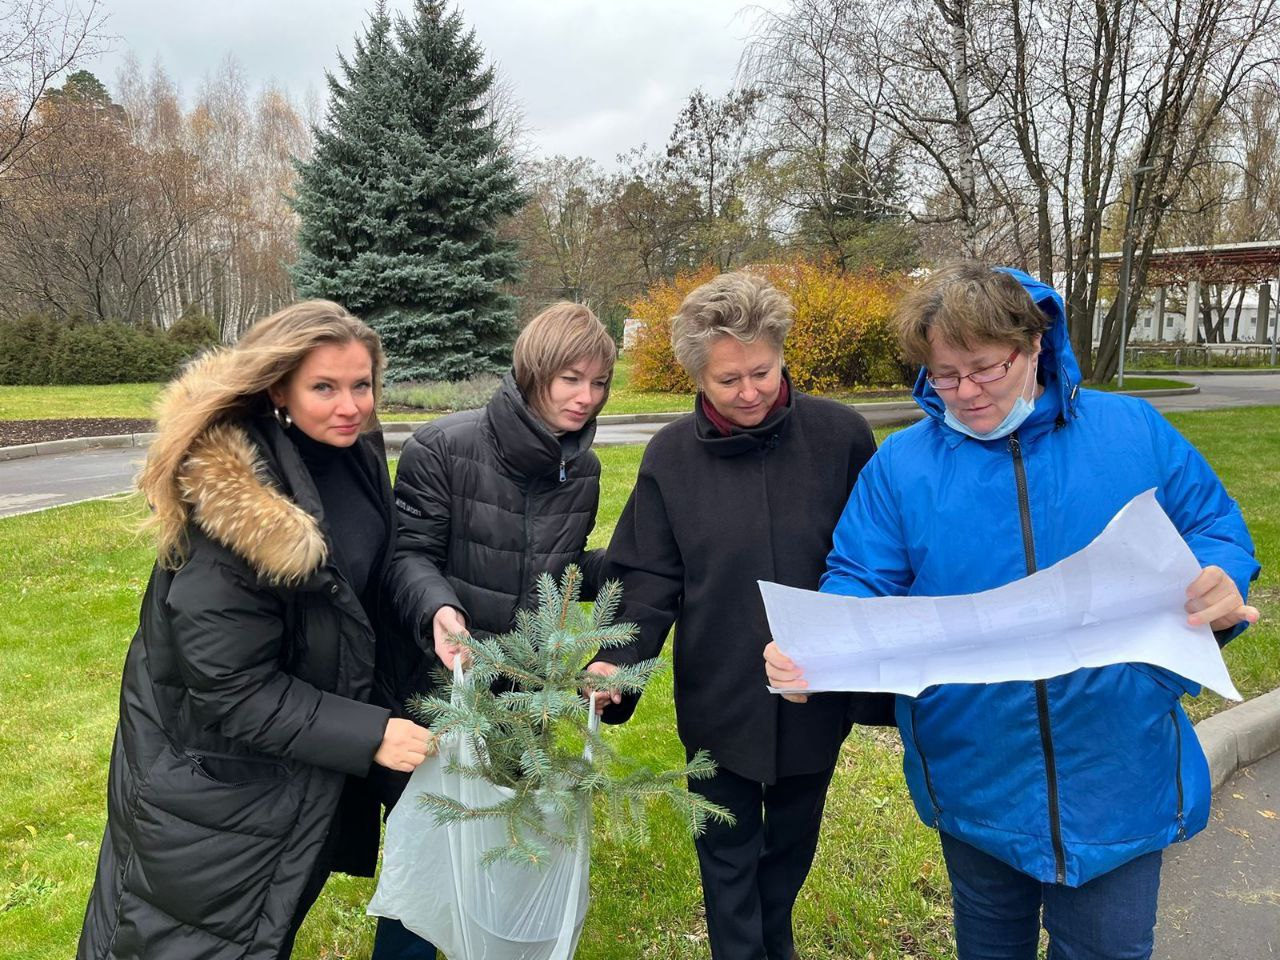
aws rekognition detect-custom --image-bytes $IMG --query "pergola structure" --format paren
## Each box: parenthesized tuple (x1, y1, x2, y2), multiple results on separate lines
(1097, 240, 1280, 346)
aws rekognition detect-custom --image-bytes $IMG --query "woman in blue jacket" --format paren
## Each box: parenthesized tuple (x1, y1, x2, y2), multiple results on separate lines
(766, 263, 1260, 959)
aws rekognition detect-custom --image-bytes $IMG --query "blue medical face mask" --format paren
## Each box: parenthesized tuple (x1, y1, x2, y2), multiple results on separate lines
(943, 355, 1038, 442)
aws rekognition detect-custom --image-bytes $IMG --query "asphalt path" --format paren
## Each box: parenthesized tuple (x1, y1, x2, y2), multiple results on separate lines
(1156, 747, 1280, 958)
(0, 372, 1275, 519)
(1145, 370, 1279, 413)
(0, 445, 146, 517)
(0, 425, 685, 518)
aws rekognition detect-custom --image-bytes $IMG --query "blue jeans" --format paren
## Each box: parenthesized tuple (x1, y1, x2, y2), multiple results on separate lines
(371, 917, 437, 960)
(939, 832, 1162, 960)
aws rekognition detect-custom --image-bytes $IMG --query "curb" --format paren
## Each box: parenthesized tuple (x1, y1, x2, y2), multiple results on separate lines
(1161, 368, 1280, 377)
(380, 412, 690, 433)
(0, 432, 156, 461)
(598, 412, 688, 426)
(1195, 688, 1280, 792)
(1118, 387, 1200, 398)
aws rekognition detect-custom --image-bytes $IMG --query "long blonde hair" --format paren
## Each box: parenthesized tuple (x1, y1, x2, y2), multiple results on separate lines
(139, 300, 385, 565)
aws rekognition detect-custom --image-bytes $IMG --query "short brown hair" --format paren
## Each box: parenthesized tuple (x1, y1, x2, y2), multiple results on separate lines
(671, 270, 793, 381)
(895, 262, 1052, 365)
(512, 302, 617, 404)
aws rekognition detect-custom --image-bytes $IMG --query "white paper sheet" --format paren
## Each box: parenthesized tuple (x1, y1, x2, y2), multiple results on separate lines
(762, 489, 1240, 700)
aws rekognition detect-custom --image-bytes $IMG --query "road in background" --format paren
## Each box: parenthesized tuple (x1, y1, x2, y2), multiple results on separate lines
(0, 373, 1274, 518)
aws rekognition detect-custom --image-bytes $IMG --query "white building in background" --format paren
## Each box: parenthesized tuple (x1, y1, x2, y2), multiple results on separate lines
(1118, 281, 1277, 343)
(1095, 240, 1280, 346)
(622, 317, 644, 350)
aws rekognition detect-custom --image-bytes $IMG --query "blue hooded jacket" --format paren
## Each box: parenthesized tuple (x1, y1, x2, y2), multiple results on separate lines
(820, 268, 1259, 886)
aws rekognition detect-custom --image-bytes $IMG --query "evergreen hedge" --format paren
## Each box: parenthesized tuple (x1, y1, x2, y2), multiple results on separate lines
(0, 312, 219, 385)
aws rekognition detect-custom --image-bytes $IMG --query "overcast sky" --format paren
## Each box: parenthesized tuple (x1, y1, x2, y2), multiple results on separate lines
(84, 0, 786, 167)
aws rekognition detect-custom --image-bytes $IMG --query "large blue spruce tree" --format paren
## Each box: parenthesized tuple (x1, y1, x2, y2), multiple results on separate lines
(292, 1, 523, 382)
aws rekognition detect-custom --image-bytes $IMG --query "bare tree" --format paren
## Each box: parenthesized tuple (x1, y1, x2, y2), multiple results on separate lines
(741, 0, 916, 269)
(608, 146, 705, 283)
(513, 154, 639, 314)
(831, 0, 1279, 378)
(850, 0, 1014, 255)
(482, 66, 532, 169)
(662, 87, 766, 270)
(0, 0, 106, 173)
(0, 75, 215, 324)
(1087, 0, 1280, 377)
(0, 55, 313, 334)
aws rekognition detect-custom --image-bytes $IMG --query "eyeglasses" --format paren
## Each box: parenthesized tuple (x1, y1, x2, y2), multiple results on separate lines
(926, 350, 1020, 391)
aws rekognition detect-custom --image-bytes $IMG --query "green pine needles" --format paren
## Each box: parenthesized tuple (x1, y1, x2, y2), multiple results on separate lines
(407, 565, 734, 867)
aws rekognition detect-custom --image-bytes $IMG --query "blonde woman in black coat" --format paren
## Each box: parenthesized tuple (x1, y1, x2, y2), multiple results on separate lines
(78, 302, 434, 960)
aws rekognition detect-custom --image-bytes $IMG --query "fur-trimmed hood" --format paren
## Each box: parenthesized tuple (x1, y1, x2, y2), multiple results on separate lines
(178, 421, 328, 585)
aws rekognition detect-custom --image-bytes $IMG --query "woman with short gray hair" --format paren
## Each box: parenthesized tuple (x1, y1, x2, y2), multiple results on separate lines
(670, 270, 794, 378)
(587, 269, 892, 960)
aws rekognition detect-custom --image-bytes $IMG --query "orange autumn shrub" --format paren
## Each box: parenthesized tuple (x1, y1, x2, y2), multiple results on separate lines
(626, 265, 717, 393)
(769, 260, 908, 392)
(627, 259, 909, 393)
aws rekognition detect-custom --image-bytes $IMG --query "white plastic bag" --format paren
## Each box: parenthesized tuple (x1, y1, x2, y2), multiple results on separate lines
(369, 663, 597, 960)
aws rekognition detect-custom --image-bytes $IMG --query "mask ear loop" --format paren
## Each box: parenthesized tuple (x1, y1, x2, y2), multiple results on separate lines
(1021, 350, 1041, 403)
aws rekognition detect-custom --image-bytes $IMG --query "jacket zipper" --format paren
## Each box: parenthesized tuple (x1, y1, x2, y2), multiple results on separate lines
(559, 458, 567, 482)
(910, 703, 942, 824)
(185, 750, 286, 786)
(1008, 432, 1067, 884)
(516, 486, 532, 609)
(1170, 709, 1186, 839)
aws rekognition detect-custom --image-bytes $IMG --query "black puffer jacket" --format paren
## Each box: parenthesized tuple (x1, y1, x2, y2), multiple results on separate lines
(78, 415, 394, 960)
(596, 385, 895, 784)
(382, 373, 604, 714)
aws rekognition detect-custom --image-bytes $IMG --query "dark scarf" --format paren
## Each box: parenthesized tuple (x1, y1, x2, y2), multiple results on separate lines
(699, 374, 791, 437)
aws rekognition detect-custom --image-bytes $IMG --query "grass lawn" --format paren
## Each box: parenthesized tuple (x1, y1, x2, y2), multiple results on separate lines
(0, 368, 691, 423)
(1093, 376, 1193, 392)
(0, 384, 164, 420)
(1, 408, 1276, 958)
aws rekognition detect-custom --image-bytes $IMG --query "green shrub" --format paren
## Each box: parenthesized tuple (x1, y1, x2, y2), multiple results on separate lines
(166, 306, 220, 352)
(0, 312, 209, 385)
(52, 323, 184, 384)
(1127, 344, 1277, 369)
(0, 314, 64, 385)
(382, 374, 503, 412)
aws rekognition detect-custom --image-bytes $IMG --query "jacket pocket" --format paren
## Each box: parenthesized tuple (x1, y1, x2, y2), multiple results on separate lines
(908, 702, 942, 823)
(124, 744, 303, 941)
(1130, 662, 1193, 700)
(187, 749, 289, 788)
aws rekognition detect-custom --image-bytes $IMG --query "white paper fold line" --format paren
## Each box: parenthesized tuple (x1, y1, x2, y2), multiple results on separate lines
(762, 489, 1240, 700)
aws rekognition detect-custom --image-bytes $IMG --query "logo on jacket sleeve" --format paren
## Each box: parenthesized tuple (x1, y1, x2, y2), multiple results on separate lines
(395, 497, 424, 519)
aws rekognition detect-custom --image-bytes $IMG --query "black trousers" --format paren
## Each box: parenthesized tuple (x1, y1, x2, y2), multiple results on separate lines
(687, 764, 837, 960)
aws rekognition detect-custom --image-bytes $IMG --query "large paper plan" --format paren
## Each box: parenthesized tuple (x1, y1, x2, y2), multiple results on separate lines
(762, 489, 1240, 700)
